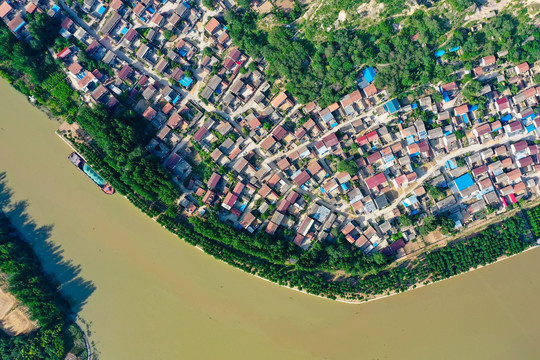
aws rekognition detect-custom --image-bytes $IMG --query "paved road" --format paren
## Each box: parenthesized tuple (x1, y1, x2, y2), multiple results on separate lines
(360, 131, 536, 223)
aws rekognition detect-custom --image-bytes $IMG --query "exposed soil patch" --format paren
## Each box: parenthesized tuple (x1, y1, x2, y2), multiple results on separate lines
(274, 0, 294, 11)
(0, 286, 37, 336)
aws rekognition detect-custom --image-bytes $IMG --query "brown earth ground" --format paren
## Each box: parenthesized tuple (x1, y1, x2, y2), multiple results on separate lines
(0, 284, 37, 336)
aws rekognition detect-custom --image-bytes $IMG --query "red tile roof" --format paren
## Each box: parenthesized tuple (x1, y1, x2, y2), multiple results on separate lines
(272, 125, 287, 140)
(367, 151, 382, 163)
(162, 102, 173, 115)
(363, 83, 377, 97)
(322, 132, 339, 148)
(25, 2, 37, 14)
(110, 0, 123, 10)
(207, 172, 221, 189)
(516, 62, 529, 74)
(365, 172, 387, 189)
(366, 130, 379, 142)
(454, 104, 469, 116)
(293, 170, 310, 186)
(0, 1, 12, 18)
(286, 191, 299, 203)
(193, 127, 208, 142)
(482, 55, 496, 66)
(167, 113, 183, 128)
(496, 97, 509, 110)
(271, 91, 288, 108)
(356, 135, 368, 146)
(266, 221, 279, 235)
(440, 82, 458, 92)
(472, 165, 488, 177)
(142, 106, 156, 120)
(260, 136, 277, 151)
(118, 64, 133, 80)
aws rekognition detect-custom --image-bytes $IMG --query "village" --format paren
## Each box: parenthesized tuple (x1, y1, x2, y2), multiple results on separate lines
(2, 0, 540, 262)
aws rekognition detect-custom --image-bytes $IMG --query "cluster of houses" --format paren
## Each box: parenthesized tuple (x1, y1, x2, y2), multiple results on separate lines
(181, 49, 540, 259)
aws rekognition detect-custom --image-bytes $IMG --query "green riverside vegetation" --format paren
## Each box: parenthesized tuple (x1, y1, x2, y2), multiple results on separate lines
(0, 215, 83, 359)
(0, 10, 537, 304)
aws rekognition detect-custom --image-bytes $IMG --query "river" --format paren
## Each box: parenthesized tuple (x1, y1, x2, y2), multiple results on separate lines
(1, 79, 540, 359)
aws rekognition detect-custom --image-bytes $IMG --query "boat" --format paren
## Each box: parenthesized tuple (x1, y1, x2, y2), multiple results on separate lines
(68, 152, 115, 195)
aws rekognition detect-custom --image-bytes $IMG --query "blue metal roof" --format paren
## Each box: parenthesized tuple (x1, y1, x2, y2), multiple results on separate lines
(97, 5, 106, 14)
(385, 98, 401, 114)
(501, 114, 512, 122)
(449, 46, 460, 52)
(469, 104, 478, 111)
(454, 173, 474, 191)
(411, 103, 418, 109)
(526, 124, 535, 133)
(446, 160, 457, 170)
(443, 91, 450, 102)
(363, 67, 376, 83)
(179, 76, 193, 88)
(403, 195, 418, 208)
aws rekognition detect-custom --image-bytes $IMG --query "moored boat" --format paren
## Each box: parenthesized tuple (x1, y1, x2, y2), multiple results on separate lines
(68, 152, 115, 195)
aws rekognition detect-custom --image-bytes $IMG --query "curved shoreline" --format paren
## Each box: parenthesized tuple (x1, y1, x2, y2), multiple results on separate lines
(74, 321, 92, 360)
(197, 242, 540, 305)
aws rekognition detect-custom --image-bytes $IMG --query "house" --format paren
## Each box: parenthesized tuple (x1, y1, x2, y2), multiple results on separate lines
(511, 140, 528, 155)
(481, 55, 496, 66)
(7, 15, 25, 33)
(515, 62, 529, 75)
(110, 0, 123, 11)
(142, 106, 157, 120)
(240, 212, 256, 232)
(260, 136, 277, 152)
(266, 221, 279, 235)
(205, 17, 220, 34)
(452, 173, 476, 198)
(473, 123, 492, 139)
(340, 90, 363, 116)
(365, 172, 387, 190)
(473, 66, 483, 77)
(272, 125, 288, 141)
(0, 1, 12, 19)
(222, 193, 238, 210)
(293, 170, 310, 186)
(78, 72, 97, 92)
(505, 121, 522, 137)
(101, 12, 120, 35)
(271, 91, 290, 109)
(322, 132, 339, 150)
(118, 65, 133, 81)
(207, 172, 221, 190)
(495, 97, 511, 112)
(384, 98, 400, 114)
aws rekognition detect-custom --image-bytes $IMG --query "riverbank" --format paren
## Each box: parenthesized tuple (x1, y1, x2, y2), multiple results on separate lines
(336, 243, 540, 304)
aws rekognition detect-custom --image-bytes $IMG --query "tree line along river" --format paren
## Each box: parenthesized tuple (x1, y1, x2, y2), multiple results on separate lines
(1, 79, 540, 359)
